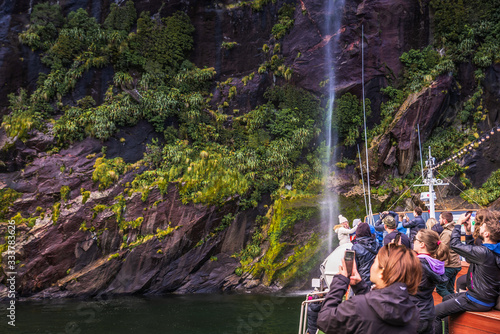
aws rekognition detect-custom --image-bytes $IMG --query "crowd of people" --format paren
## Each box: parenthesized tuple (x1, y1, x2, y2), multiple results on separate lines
(307, 208, 500, 334)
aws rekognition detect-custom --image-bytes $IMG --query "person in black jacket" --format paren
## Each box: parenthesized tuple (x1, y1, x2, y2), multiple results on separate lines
(351, 222, 379, 285)
(434, 210, 500, 334)
(403, 207, 426, 243)
(426, 217, 444, 235)
(306, 290, 324, 334)
(411, 229, 449, 334)
(382, 215, 411, 248)
(317, 243, 421, 334)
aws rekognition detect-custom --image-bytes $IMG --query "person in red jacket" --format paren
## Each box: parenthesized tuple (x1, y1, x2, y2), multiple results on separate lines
(317, 244, 421, 334)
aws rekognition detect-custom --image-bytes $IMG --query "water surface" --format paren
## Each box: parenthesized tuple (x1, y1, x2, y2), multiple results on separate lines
(1, 294, 304, 334)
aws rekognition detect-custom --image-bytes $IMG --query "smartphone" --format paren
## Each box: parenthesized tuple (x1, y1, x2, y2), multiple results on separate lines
(466, 211, 473, 216)
(344, 250, 355, 277)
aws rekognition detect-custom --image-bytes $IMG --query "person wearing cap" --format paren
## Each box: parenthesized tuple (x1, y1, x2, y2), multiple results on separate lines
(374, 211, 399, 247)
(383, 215, 411, 248)
(334, 215, 357, 245)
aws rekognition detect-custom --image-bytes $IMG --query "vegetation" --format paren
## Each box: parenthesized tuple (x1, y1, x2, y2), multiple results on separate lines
(4, 0, 500, 291)
(431, 0, 500, 68)
(334, 93, 371, 146)
(271, 4, 295, 40)
(0, 189, 22, 220)
(92, 156, 128, 190)
(462, 169, 500, 206)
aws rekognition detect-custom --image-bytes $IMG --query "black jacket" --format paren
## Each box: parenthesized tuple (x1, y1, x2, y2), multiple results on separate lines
(317, 275, 419, 334)
(352, 236, 379, 284)
(383, 230, 411, 249)
(410, 257, 448, 322)
(307, 302, 322, 334)
(450, 225, 500, 304)
(431, 223, 444, 235)
(402, 215, 426, 241)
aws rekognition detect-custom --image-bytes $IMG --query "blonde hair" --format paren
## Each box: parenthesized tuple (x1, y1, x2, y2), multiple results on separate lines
(426, 218, 438, 230)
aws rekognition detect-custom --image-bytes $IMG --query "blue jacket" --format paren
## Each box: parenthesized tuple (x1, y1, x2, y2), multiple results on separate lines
(402, 215, 425, 241)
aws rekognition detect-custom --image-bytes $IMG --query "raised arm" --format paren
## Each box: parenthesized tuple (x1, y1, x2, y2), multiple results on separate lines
(339, 225, 357, 235)
(450, 225, 487, 264)
(374, 218, 385, 232)
(402, 217, 417, 228)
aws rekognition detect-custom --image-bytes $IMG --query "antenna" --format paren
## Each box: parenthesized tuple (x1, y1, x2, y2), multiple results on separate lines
(358, 144, 369, 219)
(362, 25, 374, 224)
(418, 124, 424, 181)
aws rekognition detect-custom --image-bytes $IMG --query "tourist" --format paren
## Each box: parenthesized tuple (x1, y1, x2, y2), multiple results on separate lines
(317, 244, 421, 333)
(403, 207, 426, 242)
(411, 229, 449, 334)
(455, 210, 485, 293)
(383, 215, 411, 248)
(374, 210, 399, 232)
(435, 212, 461, 297)
(306, 289, 324, 334)
(426, 217, 443, 234)
(335, 215, 357, 245)
(434, 210, 500, 333)
(351, 222, 379, 285)
(349, 218, 362, 242)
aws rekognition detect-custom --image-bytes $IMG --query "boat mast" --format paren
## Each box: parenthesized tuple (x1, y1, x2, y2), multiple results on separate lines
(418, 124, 424, 181)
(361, 25, 374, 225)
(358, 144, 369, 219)
(416, 147, 448, 219)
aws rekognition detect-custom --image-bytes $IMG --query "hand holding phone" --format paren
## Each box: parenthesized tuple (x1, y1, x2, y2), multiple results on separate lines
(344, 250, 355, 278)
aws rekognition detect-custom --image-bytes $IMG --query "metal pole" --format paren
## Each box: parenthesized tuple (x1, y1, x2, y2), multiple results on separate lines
(358, 144, 369, 220)
(298, 302, 305, 334)
(362, 25, 374, 224)
(418, 124, 424, 181)
(428, 146, 435, 219)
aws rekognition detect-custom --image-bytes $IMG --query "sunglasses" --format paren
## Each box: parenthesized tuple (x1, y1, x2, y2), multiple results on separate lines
(411, 235, 422, 243)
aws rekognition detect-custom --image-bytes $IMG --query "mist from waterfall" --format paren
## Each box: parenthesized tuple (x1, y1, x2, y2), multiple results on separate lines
(322, 0, 345, 253)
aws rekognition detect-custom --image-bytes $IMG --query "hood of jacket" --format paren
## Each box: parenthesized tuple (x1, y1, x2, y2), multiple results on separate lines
(366, 283, 418, 327)
(418, 256, 448, 285)
(485, 243, 500, 269)
(353, 236, 378, 254)
(483, 243, 500, 256)
(418, 254, 445, 275)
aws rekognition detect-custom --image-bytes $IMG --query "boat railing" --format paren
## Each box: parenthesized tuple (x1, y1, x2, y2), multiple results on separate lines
(298, 291, 326, 334)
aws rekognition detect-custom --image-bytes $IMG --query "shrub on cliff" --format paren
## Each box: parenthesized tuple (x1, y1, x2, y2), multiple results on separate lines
(333, 92, 371, 146)
(461, 169, 500, 206)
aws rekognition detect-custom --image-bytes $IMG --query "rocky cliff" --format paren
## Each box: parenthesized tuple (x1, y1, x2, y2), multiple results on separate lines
(1, 0, 499, 299)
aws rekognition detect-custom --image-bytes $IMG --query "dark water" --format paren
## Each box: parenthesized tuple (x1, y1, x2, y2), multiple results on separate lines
(1, 294, 304, 334)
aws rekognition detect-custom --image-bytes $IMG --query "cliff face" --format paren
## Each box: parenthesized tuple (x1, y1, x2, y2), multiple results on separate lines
(0, 0, 499, 299)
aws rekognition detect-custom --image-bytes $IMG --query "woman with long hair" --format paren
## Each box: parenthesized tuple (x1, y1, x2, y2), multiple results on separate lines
(317, 244, 422, 333)
(411, 229, 449, 333)
(425, 217, 442, 234)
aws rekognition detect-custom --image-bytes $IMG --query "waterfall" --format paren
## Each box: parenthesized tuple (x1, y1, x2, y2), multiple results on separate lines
(322, 0, 345, 253)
